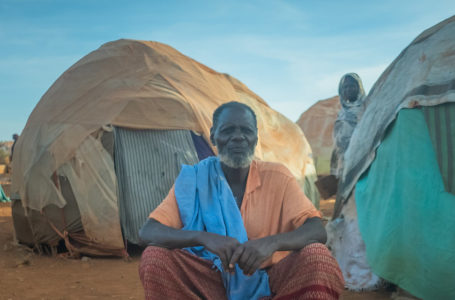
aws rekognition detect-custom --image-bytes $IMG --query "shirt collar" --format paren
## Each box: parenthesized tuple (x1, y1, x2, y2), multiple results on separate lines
(245, 160, 261, 195)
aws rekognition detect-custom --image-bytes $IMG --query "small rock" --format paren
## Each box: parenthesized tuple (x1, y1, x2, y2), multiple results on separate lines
(81, 256, 91, 262)
(15, 257, 31, 267)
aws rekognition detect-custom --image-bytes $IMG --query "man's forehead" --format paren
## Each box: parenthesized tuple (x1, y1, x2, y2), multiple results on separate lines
(218, 107, 255, 125)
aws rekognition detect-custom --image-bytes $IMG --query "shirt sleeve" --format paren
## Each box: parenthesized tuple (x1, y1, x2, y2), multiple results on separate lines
(281, 176, 321, 230)
(148, 185, 183, 229)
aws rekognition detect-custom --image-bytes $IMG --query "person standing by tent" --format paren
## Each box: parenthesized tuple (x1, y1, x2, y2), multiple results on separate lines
(327, 74, 381, 290)
(10, 133, 19, 162)
(331, 73, 366, 179)
(138, 101, 344, 299)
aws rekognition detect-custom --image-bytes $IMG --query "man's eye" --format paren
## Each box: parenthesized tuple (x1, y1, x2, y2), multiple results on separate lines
(221, 128, 234, 134)
(242, 128, 254, 134)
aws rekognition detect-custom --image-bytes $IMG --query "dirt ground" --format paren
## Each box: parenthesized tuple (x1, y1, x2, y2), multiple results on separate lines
(0, 181, 391, 300)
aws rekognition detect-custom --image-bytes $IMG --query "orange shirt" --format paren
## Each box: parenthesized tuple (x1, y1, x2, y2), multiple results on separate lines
(149, 160, 321, 267)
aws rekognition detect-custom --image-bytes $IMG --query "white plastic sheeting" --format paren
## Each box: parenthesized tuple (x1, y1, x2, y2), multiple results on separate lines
(60, 136, 124, 249)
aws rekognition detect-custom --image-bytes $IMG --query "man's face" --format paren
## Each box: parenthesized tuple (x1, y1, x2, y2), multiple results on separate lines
(211, 107, 258, 168)
(341, 76, 360, 102)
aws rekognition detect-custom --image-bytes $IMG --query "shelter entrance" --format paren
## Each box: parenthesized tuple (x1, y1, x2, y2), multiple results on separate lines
(113, 127, 214, 244)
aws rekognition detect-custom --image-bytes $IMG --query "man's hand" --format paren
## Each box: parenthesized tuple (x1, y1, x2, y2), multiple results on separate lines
(228, 237, 277, 276)
(198, 232, 241, 272)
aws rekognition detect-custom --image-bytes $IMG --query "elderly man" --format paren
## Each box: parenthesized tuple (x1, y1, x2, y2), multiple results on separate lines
(139, 102, 344, 299)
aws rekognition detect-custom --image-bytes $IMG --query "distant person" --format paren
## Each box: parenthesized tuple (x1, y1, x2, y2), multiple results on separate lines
(326, 74, 379, 290)
(139, 101, 344, 299)
(331, 73, 366, 179)
(10, 133, 19, 162)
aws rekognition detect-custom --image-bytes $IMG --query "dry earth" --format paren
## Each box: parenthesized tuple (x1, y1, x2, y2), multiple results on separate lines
(0, 181, 391, 300)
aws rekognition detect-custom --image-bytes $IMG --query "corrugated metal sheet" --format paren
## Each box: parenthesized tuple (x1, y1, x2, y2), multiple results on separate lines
(114, 128, 199, 244)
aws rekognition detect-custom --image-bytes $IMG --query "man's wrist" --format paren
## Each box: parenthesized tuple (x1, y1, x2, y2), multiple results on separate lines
(193, 231, 207, 247)
(264, 235, 280, 253)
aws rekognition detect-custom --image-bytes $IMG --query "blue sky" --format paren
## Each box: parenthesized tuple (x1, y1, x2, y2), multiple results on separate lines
(0, 0, 453, 141)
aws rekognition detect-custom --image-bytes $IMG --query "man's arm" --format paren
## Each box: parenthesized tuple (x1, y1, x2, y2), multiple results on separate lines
(229, 217, 326, 275)
(265, 216, 327, 251)
(139, 218, 241, 271)
(139, 218, 202, 249)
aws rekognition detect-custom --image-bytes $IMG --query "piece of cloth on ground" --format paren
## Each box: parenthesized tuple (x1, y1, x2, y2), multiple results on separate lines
(139, 243, 344, 300)
(0, 185, 10, 202)
(174, 156, 270, 299)
(356, 108, 455, 299)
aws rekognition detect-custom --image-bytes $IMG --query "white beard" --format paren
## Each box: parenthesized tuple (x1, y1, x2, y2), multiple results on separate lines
(219, 149, 254, 169)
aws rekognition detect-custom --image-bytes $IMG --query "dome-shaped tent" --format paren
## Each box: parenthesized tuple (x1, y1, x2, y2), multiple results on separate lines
(11, 40, 318, 256)
(297, 96, 340, 176)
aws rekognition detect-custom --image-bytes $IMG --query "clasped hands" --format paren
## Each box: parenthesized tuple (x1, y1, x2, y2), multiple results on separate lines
(199, 232, 276, 276)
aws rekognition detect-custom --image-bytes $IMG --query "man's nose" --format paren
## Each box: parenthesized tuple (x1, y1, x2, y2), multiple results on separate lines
(231, 128, 245, 140)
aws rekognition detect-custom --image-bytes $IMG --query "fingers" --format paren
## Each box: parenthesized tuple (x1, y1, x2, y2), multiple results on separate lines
(244, 256, 263, 276)
(240, 249, 258, 275)
(219, 251, 229, 272)
(202, 234, 240, 272)
(235, 247, 256, 275)
(218, 243, 237, 272)
(229, 245, 245, 271)
(234, 241, 270, 276)
(224, 246, 236, 271)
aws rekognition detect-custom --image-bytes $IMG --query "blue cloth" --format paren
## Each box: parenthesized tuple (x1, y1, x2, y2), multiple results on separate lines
(175, 156, 271, 300)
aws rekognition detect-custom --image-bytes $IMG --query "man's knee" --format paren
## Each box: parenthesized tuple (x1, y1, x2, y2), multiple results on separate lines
(268, 243, 344, 298)
(139, 246, 175, 279)
(297, 243, 342, 271)
(141, 246, 174, 263)
(285, 243, 344, 283)
(299, 243, 344, 286)
(300, 242, 333, 258)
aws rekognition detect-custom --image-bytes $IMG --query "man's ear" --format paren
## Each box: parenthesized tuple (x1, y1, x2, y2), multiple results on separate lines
(210, 128, 216, 146)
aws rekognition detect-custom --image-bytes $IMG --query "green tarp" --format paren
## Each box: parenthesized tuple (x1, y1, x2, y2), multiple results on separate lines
(356, 108, 455, 300)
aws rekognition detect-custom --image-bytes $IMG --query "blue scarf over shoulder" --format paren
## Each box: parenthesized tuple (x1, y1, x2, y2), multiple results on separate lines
(175, 157, 271, 300)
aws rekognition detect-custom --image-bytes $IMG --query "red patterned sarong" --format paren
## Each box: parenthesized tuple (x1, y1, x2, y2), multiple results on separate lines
(139, 243, 344, 299)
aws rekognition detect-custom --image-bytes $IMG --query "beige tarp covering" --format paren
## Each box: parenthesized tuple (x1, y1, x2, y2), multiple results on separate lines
(297, 96, 340, 176)
(12, 39, 316, 250)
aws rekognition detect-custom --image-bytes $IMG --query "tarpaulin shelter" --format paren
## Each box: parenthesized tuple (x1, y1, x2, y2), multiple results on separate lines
(11, 39, 319, 256)
(297, 96, 340, 176)
(332, 16, 455, 298)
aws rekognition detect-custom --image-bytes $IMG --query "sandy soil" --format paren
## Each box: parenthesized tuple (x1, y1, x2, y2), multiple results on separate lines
(0, 184, 391, 300)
